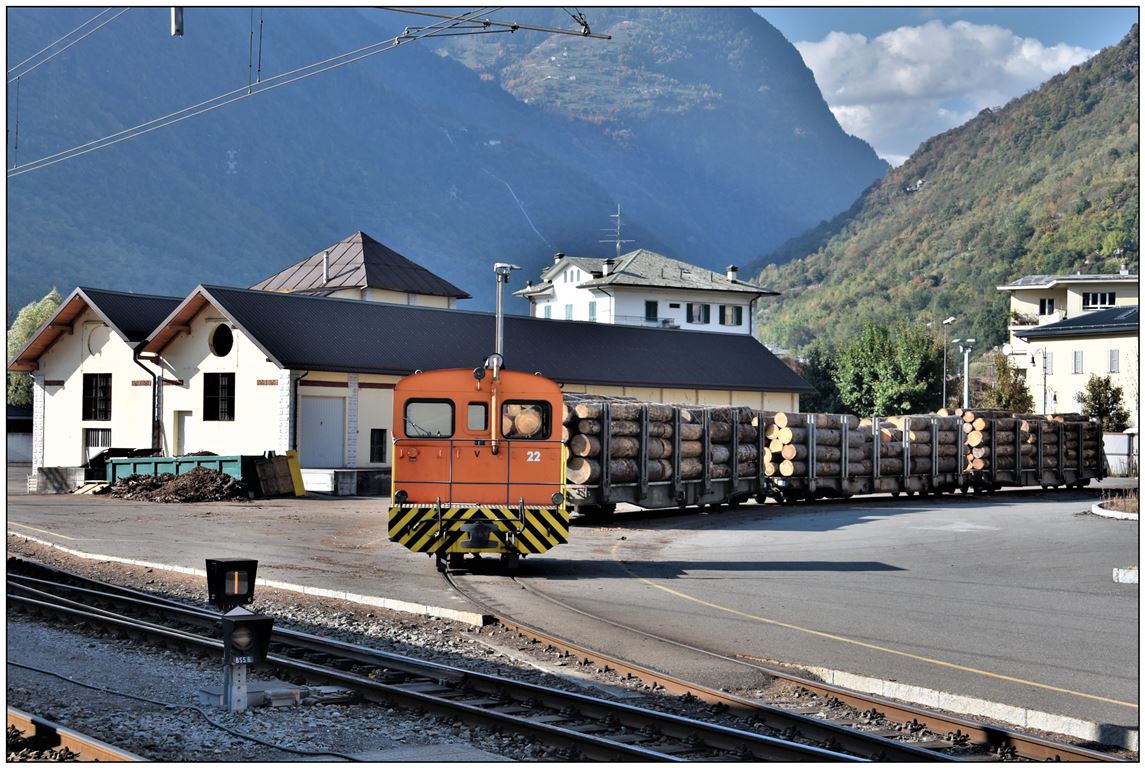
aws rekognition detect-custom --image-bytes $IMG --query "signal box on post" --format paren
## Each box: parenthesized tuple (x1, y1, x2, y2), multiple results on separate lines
(205, 558, 258, 610)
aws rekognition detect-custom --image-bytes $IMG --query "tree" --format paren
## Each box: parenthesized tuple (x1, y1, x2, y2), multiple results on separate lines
(1076, 375, 1131, 431)
(834, 322, 944, 417)
(7, 288, 62, 407)
(980, 351, 1035, 412)
(796, 339, 844, 413)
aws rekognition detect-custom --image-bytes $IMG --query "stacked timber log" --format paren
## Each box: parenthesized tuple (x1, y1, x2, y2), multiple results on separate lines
(880, 415, 962, 475)
(758, 412, 864, 478)
(956, 410, 1101, 474)
(563, 399, 761, 485)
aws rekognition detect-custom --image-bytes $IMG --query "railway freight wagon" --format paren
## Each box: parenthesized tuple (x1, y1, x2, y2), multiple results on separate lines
(389, 366, 569, 571)
(563, 398, 1106, 516)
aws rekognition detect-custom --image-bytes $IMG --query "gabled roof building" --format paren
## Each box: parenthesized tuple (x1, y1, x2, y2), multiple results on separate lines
(515, 249, 777, 335)
(251, 231, 470, 307)
(13, 282, 813, 492)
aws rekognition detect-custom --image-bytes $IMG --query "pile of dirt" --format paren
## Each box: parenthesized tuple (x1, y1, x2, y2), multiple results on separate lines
(97, 467, 251, 503)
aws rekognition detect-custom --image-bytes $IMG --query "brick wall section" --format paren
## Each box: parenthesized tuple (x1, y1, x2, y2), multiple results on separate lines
(278, 373, 293, 453)
(32, 373, 45, 472)
(346, 374, 359, 466)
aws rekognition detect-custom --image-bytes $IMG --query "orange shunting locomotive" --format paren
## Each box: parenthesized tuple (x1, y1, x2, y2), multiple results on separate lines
(389, 359, 569, 571)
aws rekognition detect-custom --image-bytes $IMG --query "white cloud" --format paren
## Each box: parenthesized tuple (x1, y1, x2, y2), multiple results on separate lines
(795, 20, 1093, 164)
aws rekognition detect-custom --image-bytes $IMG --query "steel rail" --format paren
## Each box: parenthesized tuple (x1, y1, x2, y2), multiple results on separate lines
(7, 564, 860, 762)
(446, 570, 1127, 763)
(7, 707, 144, 762)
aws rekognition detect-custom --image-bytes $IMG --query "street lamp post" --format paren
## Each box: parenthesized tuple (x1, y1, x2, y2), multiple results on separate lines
(1030, 348, 1052, 415)
(953, 338, 975, 409)
(941, 316, 956, 407)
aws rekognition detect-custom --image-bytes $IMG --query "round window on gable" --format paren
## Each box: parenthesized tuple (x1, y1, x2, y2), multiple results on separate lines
(209, 324, 234, 357)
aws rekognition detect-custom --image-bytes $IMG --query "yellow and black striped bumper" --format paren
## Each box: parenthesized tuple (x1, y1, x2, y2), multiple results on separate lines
(388, 504, 570, 556)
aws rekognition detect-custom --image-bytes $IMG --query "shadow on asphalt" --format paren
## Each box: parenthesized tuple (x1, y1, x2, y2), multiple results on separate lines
(502, 557, 906, 581)
(570, 487, 1105, 535)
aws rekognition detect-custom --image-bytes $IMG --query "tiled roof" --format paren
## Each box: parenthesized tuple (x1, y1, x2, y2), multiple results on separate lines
(999, 272, 1138, 290)
(144, 286, 814, 394)
(250, 231, 470, 299)
(8, 287, 182, 372)
(1019, 305, 1139, 339)
(515, 250, 777, 298)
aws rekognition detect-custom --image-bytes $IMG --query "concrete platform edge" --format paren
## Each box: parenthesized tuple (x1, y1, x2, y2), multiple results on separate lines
(1091, 502, 1140, 521)
(805, 665, 1138, 752)
(8, 533, 490, 627)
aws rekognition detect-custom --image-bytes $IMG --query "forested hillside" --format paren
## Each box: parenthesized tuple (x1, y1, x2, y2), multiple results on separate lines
(752, 25, 1139, 352)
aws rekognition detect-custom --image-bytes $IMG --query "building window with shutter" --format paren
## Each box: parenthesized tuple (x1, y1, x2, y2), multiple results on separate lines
(1045, 351, 1054, 375)
(720, 305, 743, 326)
(543, 305, 552, 319)
(82, 374, 112, 421)
(1109, 349, 1120, 373)
(370, 429, 388, 463)
(564, 304, 573, 320)
(686, 303, 710, 324)
(1073, 350, 1084, 374)
(204, 372, 236, 421)
(644, 300, 658, 321)
(588, 301, 596, 321)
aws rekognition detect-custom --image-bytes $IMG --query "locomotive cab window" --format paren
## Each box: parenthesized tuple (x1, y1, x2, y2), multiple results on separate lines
(404, 400, 454, 438)
(467, 403, 488, 432)
(501, 401, 551, 440)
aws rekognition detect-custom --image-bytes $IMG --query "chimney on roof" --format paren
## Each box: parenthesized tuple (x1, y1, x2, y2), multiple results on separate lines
(553, 252, 565, 263)
(1121, 263, 1130, 276)
(726, 265, 738, 282)
(603, 258, 615, 276)
(322, 250, 330, 284)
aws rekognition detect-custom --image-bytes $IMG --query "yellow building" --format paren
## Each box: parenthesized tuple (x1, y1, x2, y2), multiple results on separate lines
(998, 269, 1138, 362)
(1017, 305, 1139, 426)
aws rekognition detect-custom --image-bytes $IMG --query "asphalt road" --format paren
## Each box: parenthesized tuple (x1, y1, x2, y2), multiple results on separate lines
(502, 489, 1139, 735)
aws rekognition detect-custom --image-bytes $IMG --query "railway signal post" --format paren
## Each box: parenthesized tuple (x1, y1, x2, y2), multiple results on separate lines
(205, 558, 273, 711)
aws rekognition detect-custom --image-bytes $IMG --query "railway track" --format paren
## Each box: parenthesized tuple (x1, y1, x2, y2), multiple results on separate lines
(443, 567, 1127, 763)
(8, 558, 877, 761)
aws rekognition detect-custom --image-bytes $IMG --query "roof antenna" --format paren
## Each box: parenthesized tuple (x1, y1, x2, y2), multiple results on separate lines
(599, 204, 633, 260)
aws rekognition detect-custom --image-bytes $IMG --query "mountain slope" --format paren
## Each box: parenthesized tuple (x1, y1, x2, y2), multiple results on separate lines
(750, 25, 1139, 352)
(5, 7, 886, 316)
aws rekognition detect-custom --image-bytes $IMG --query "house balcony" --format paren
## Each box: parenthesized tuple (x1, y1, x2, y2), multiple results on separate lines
(613, 315, 679, 329)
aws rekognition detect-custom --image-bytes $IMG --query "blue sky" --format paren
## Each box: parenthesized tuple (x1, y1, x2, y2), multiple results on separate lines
(755, 7, 1139, 165)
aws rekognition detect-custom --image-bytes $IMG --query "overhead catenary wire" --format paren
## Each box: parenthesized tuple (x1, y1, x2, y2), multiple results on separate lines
(7, 7, 499, 178)
(7, 7, 112, 75)
(7, 8, 130, 84)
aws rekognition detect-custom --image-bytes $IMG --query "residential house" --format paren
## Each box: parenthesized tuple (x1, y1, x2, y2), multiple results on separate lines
(1017, 305, 1139, 425)
(997, 269, 1138, 364)
(250, 230, 471, 308)
(514, 250, 777, 335)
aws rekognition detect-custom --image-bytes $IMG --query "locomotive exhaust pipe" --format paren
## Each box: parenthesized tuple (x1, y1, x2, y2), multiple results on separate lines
(489, 263, 521, 456)
(491, 263, 521, 381)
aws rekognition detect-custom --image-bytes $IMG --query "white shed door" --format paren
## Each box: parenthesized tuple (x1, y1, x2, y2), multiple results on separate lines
(300, 396, 345, 467)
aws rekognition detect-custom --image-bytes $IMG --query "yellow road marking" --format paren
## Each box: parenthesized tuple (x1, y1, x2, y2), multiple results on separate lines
(9, 523, 76, 541)
(614, 554, 1137, 711)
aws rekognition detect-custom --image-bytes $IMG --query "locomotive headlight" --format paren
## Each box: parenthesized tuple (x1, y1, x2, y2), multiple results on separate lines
(394, 489, 408, 504)
(551, 492, 565, 506)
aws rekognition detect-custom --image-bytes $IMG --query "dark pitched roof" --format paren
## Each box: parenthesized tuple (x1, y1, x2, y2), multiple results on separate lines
(143, 286, 814, 394)
(516, 249, 777, 298)
(79, 287, 185, 342)
(250, 231, 470, 299)
(8, 287, 182, 372)
(1018, 305, 1139, 340)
